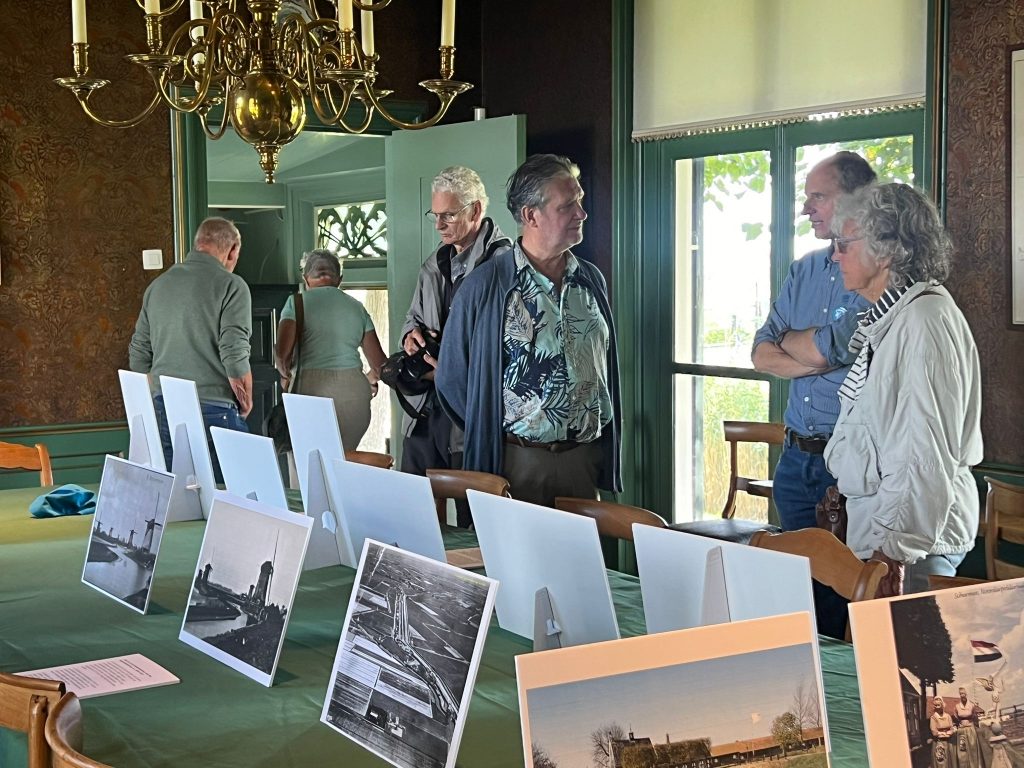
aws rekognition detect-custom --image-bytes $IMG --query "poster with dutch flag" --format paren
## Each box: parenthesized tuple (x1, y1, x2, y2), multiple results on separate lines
(849, 577, 1024, 767)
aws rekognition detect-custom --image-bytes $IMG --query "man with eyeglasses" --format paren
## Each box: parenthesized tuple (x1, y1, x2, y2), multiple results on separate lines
(437, 154, 622, 508)
(399, 166, 512, 524)
(752, 152, 876, 536)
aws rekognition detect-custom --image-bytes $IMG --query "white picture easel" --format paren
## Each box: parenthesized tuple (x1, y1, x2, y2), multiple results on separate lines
(118, 370, 166, 471)
(210, 427, 288, 510)
(159, 376, 217, 522)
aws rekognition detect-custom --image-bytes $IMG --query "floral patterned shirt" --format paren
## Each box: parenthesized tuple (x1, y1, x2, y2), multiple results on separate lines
(501, 245, 613, 443)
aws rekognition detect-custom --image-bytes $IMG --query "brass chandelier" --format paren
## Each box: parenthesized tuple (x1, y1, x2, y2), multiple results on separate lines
(55, 0, 472, 183)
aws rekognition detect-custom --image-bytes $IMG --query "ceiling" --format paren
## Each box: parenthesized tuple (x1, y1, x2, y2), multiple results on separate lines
(206, 130, 373, 184)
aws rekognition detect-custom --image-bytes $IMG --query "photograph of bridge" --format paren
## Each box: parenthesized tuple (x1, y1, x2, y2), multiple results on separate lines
(321, 540, 497, 768)
(82, 456, 174, 613)
(179, 495, 312, 686)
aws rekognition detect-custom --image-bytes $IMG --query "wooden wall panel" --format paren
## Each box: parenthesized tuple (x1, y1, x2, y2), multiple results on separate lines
(946, 0, 1024, 465)
(0, 0, 172, 426)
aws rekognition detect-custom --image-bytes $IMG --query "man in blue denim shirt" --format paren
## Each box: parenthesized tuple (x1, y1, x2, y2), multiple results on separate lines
(752, 152, 875, 532)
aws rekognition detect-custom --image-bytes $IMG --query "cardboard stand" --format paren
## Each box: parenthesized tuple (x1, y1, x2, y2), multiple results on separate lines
(159, 376, 218, 521)
(210, 427, 288, 510)
(533, 587, 563, 651)
(166, 423, 204, 523)
(127, 414, 155, 469)
(302, 448, 355, 570)
(118, 369, 166, 472)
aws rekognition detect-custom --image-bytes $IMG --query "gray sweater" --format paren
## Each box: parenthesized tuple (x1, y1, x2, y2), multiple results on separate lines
(128, 250, 252, 404)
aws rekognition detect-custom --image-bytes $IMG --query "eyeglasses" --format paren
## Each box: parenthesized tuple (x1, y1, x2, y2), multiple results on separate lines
(424, 201, 474, 224)
(834, 235, 864, 254)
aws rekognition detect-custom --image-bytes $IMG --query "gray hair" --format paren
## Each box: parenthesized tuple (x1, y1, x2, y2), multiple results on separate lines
(832, 183, 953, 289)
(300, 248, 342, 283)
(194, 217, 241, 253)
(506, 154, 581, 225)
(827, 151, 877, 194)
(432, 166, 488, 215)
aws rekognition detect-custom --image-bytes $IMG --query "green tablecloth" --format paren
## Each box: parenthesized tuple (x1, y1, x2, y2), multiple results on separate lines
(0, 486, 867, 766)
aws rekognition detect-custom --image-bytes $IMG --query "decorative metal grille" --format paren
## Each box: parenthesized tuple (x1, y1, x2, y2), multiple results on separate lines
(316, 202, 387, 259)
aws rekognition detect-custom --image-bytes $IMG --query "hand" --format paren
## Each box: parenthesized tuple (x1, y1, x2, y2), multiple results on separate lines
(869, 549, 905, 598)
(403, 327, 432, 356)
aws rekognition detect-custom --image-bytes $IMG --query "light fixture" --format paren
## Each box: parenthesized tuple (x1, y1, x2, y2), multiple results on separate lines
(55, 0, 472, 183)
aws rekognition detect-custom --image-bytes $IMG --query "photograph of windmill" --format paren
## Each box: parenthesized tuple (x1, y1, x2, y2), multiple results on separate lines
(890, 579, 1024, 768)
(82, 455, 174, 613)
(179, 496, 311, 686)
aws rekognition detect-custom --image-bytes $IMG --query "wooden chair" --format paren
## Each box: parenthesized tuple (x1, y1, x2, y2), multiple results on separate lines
(668, 421, 785, 544)
(984, 476, 1024, 581)
(720, 421, 785, 518)
(45, 693, 110, 768)
(0, 671, 66, 768)
(750, 528, 888, 641)
(554, 497, 667, 542)
(426, 468, 510, 526)
(344, 450, 394, 470)
(0, 442, 54, 487)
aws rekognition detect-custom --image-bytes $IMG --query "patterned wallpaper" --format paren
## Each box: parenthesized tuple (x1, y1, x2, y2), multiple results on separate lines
(0, 1, 173, 426)
(946, 0, 1024, 465)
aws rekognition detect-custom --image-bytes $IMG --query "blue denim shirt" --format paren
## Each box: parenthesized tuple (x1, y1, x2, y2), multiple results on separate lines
(753, 246, 869, 436)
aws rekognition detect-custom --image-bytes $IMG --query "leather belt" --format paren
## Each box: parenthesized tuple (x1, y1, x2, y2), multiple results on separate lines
(505, 434, 582, 454)
(786, 429, 829, 455)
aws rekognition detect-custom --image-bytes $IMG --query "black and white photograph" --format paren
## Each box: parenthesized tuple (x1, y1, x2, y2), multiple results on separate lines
(81, 455, 174, 614)
(178, 493, 312, 687)
(517, 613, 829, 768)
(321, 540, 498, 768)
(851, 577, 1024, 768)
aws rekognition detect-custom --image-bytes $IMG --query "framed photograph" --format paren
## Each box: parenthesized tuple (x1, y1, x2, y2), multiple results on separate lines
(179, 492, 312, 687)
(81, 455, 175, 614)
(517, 612, 829, 768)
(321, 540, 498, 768)
(850, 578, 1024, 767)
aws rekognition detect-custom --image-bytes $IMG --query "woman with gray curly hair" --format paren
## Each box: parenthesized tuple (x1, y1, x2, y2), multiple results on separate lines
(824, 182, 983, 594)
(275, 249, 387, 451)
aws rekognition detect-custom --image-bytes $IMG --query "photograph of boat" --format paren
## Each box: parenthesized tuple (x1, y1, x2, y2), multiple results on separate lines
(179, 494, 312, 687)
(81, 456, 174, 613)
(321, 540, 497, 768)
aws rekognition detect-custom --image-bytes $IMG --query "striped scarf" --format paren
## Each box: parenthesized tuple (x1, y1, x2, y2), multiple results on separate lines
(838, 286, 911, 404)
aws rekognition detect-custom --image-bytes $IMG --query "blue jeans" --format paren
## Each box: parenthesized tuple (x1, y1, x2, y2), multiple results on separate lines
(905, 551, 968, 594)
(153, 395, 248, 484)
(773, 442, 849, 639)
(772, 442, 837, 531)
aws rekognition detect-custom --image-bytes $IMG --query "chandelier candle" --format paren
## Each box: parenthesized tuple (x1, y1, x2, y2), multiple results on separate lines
(71, 0, 86, 43)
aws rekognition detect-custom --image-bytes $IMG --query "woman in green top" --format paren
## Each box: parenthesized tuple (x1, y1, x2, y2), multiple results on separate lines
(275, 249, 387, 451)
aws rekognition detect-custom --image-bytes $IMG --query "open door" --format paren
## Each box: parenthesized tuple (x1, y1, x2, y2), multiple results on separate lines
(385, 115, 526, 338)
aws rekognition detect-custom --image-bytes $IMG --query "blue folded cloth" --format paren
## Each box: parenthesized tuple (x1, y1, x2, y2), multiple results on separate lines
(29, 485, 97, 518)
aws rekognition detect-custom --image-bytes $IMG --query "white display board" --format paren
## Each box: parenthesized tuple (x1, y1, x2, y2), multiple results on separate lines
(118, 369, 166, 471)
(1012, 49, 1024, 324)
(159, 376, 218, 521)
(633, 525, 815, 634)
(211, 427, 288, 510)
(179, 492, 312, 687)
(321, 540, 498, 768)
(331, 459, 445, 564)
(467, 491, 619, 648)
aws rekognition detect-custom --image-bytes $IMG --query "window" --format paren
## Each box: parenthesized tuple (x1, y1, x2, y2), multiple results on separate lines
(641, 111, 924, 522)
(316, 201, 387, 259)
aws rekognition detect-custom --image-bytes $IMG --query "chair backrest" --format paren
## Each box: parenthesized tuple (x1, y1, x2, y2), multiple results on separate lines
(721, 421, 785, 519)
(344, 450, 394, 470)
(0, 442, 54, 487)
(0, 672, 66, 768)
(554, 497, 667, 542)
(426, 469, 510, 524)
(750, 528, 888, 603)
(984, 476, 1024, 581)
(45, 693, 110, 768)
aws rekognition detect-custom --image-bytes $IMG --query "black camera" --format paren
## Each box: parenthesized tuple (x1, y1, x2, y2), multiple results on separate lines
(380, 327, 441, 397)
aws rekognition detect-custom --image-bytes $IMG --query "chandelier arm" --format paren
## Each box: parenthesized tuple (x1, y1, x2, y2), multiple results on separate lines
(362, 86, 456, 131)
(157, 21, 220, 112)
(213, 9, 252, 79)
(75, 91, 164, 128)
(308, 78, 352, 126)
(198, 100, 231, 140)
(335, 101, 375, 134)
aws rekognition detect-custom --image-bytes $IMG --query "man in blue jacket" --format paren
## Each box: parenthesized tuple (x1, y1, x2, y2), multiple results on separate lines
(436, 154, 622, 508)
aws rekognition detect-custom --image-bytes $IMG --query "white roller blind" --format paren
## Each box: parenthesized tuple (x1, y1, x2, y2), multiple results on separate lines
(633, 0, 928, 140)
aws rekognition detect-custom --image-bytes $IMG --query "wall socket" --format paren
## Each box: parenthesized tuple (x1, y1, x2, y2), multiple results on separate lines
(142, 249, 163, 270)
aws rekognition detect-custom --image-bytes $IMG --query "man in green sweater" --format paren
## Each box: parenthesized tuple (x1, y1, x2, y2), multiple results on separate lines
(128, 217, 252, 480)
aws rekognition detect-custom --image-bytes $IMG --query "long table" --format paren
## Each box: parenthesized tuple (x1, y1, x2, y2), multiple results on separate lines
(0, 486, 868, 766)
